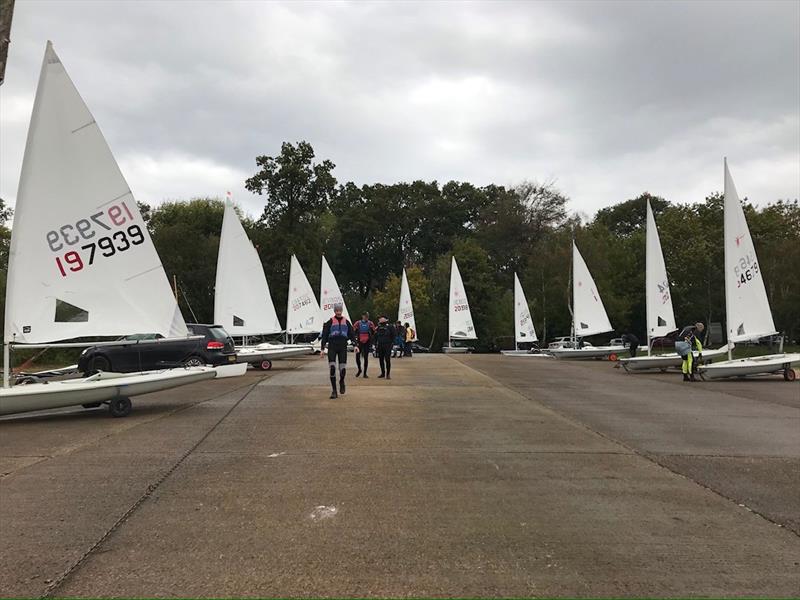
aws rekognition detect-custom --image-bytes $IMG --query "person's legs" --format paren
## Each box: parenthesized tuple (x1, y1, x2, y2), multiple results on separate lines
(378, 347, 386, 377)
(385, 350, 392, 379)
(336, 344, 347, 394)
(360, 342, 370, 377)
(682, 356, 690, 381)
(328, 353, 339, 398)
(355, 349, 362, 377)
(629, 342, 637, 358)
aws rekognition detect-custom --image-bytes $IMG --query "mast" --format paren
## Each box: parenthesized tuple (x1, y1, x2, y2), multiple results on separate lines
(723, 157, 733, 361)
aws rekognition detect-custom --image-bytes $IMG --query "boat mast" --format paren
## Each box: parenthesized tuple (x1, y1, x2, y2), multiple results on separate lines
(723, 158, 733, 361)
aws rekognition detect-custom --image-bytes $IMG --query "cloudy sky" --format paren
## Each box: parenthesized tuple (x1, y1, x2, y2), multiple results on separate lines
(1, 0, 798, 219)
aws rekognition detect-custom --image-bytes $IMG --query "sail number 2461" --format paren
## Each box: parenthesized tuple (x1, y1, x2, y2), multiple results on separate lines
(46, 201, 144, 277)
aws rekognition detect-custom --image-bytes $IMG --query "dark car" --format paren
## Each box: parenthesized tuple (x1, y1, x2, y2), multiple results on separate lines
(408, 342, 430, 353)
(78, 323, 237, 375)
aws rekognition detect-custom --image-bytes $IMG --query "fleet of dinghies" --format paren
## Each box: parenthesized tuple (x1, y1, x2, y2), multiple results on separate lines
(2, 43, 796, 420)
(1, 42, 243, 418)
(213, 199, 312, 369)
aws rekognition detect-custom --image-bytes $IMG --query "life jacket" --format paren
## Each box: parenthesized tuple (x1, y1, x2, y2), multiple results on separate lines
(329, 316, 350, 339)
(356, 319, 373, 343)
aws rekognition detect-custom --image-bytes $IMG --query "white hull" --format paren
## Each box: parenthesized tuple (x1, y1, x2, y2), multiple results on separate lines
(500, 350, 553, 358)
(0, 367, 220, 416)
(619, 347, 729, 371)
(699, 353, 800, 380)
(549, 345, 626, 360)
(443, 346, 471, 354)
(236, 345, 312, 363)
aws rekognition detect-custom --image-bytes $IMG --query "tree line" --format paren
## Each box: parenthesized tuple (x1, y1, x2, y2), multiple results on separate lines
(1, 140, 798, 351)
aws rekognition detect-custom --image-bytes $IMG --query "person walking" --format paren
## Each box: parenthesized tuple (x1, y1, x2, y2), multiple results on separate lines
(354, 311, 376, 378)
(320, 303, 356, 398)
(404, 322, 415, 357)
(676, 322, 704, 381)
(374, 316, 396, 379)
(621, 332, 640, 357)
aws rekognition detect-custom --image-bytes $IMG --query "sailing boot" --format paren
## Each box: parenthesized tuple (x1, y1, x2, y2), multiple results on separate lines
(329, 365, 338, 399)
(683, 373, 690, 382)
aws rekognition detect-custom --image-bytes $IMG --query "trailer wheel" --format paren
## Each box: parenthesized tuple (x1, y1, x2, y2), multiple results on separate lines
(260, 360, 273, 371)
(784, 368, 796, 382)
(608, 353, 618, 362)
(108, 397, 132, 418)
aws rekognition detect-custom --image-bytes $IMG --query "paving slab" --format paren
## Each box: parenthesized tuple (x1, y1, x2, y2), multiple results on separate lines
(21, 355, 797, 597)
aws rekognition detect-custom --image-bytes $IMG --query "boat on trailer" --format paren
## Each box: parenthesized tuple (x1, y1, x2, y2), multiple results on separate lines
(550, 243, 625, 360)
(1, 42, 240, 418)
(619, 346, 730, 371)
(443, 257, 477, 353)
(699, 160, 799, 381)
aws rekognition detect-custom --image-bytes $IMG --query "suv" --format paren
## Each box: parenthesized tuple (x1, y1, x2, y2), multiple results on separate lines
(78, 324, 237, 375)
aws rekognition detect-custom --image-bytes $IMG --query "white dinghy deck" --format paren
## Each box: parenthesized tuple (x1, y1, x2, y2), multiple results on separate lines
(619, 347, 729, 371)
(549, 346, 626, 360)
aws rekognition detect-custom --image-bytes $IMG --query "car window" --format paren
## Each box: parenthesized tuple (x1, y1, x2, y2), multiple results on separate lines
(207, 327, 231, 341)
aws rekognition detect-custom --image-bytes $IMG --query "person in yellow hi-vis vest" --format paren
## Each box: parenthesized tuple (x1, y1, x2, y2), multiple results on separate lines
(404, 323, 415, 357)
(676, 322, 704, 381)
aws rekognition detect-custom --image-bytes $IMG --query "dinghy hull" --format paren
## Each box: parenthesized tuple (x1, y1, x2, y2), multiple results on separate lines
(549, 346, 626, 360)
(619, 347, 729, 371)
(698, 354, 800, 380)
(0, 368, 217, 416)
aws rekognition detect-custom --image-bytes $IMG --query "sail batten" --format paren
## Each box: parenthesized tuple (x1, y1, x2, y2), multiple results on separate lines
(4, 42, 187, 344)
(214, 201, 282, 336)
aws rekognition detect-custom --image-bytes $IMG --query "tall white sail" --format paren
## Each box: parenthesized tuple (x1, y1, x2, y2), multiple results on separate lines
(449, 256, 476, 340)
(645, 200, 676, 340)
(4, 42, 186, 345)
(398, 268, 418, 340)
(572, 242, 613, 337)
(286, 255, 320, 334)
(514, 272, 537, 344)
(319, 256, 350, 323)
(723, 160, 777, 343)
(214, 200, 281, 336)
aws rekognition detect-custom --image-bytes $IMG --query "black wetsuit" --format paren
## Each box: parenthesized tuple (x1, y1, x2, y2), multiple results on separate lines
(354, 319, 375, 377)
(321, 316, 355, 397)
(373, 322, 396, 378)
(621, 333, 640, 358)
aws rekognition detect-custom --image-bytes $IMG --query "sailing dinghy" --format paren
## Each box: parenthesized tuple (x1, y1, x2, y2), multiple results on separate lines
(501, 273, 549, 357)
(549, 243, 625, 359)
(286, 255, 321, 341)
(0, 42, 235, 418)
(620, 200, 727, 371)
(443, 257, 476, 353)
(699, 160, 799, 380)
(398, 269, 418, 341)
(320, 256, 351, 323)
(213, 200, 311, 369)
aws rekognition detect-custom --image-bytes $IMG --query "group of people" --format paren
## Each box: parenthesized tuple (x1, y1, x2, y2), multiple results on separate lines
(320, 304, 415, 399)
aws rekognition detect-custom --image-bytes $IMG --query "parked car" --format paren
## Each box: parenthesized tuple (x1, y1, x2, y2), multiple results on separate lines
(409, 342, 430, 353)
(78, 323, 237, 375)
(609, 337, 624, 347)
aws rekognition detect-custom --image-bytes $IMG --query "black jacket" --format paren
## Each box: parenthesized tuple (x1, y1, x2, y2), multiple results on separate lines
(373, 322, 396, 347)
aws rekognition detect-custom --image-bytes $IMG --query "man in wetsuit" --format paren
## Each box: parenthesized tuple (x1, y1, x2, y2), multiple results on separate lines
(621, 332, 640, 357)
(354, 312, 375, 378)
(677, 322, 704, 382)
(320, 303, 356, 398)
(373, 316, 396, 379)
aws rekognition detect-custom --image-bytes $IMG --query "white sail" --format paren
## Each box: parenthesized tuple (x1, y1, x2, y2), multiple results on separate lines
(4, 42, 186, 345)
(572, 242, 613, 337)
(286, 255, 320, 334)
(214, 200, 281, 336)
(449, 256, 476, 340)
(514, 272, 537, 343)
(398, 268, 418, 341)
(319, 256, 350, 323)
(645, 200, 676, 340)
(724, 160, 777, 343)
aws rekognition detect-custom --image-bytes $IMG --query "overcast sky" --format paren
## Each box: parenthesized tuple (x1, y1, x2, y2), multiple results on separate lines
(1, 0, 798, 220)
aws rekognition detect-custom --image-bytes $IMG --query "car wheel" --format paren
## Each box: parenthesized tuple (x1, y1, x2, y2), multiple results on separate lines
(88, 355, 111, 374)
(183, 356, 204, 367)
(108, 397, 132, 418)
